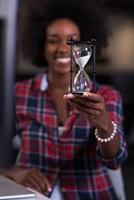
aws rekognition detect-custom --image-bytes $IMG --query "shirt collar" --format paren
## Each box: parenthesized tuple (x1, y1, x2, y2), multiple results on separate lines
(40, 73, 48, 91)
(31, 73, 48, 92)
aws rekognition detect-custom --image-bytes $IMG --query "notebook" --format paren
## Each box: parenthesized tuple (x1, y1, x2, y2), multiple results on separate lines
(0, 175, 35, 199)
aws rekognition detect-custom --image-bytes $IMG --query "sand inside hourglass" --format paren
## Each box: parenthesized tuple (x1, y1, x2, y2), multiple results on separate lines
(75, 54, 91, 68)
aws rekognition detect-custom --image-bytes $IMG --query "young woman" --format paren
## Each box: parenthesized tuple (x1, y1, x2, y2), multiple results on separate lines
(6, 0, 127, 199)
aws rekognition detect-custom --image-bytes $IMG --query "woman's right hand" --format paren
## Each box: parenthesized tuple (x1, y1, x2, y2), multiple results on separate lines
(6, 167, 52, 194)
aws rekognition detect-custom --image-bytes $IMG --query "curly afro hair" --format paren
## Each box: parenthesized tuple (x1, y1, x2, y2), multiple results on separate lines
(19, 0, 108, 67)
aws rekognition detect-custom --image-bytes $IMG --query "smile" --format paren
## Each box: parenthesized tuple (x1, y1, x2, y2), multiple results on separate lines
(56, 58, 70, 63)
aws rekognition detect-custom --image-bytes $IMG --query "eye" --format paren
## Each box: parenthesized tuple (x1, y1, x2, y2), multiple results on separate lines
(67, 35, 80, 43)
(47, 38, 59, 45)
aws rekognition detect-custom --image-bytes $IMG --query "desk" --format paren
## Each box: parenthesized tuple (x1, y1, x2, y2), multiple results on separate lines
(28, 188, 50, 200)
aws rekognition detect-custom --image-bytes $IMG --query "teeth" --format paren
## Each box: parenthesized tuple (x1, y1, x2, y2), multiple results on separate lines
(56, 58, 70, 63)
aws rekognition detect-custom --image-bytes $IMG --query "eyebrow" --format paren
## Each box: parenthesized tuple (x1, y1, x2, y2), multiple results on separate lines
(47, 33, 79, 38)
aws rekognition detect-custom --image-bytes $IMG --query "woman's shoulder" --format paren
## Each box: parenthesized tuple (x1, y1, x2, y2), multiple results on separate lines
(15, 73, 45, 94)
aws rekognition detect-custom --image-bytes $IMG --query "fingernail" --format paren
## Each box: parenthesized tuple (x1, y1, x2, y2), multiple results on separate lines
(68, 93, 74, 99)
(83, 92, 89, 97)
(48, 187, 52, 192)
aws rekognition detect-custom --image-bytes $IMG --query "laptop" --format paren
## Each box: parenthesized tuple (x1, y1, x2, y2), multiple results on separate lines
(0, 175, 35, 199)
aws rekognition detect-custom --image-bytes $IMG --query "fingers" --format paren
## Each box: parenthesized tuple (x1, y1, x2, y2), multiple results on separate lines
(23, 176, 43, 193)
(64, 92, 108, 126)
(22, 169, 51, 194)
(71, 98, 100, 110)
(70, 100, 100, 117)
(64, 92, 103, 112)
(63, 93, 74, 100)
(64, 92, 103, 104)
(82, 92, 103, 103)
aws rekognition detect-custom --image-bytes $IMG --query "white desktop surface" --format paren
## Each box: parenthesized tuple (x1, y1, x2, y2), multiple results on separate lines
(28, 189, 50, 200)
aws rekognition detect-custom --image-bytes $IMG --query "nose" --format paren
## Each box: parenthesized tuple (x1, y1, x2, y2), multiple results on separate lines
(57, 40, 70, 54)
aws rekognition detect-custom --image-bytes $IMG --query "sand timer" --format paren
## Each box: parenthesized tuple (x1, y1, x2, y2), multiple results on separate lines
(67, 38, 96, 94)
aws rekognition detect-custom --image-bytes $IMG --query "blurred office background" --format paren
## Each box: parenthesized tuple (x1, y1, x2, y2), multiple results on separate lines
(0, 0, 134, 199)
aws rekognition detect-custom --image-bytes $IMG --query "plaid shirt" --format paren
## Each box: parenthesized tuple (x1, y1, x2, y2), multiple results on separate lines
(15, 73, 127, 200)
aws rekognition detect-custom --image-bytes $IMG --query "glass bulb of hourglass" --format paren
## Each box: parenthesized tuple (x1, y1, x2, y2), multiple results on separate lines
(75, 54, 90, 68)
(72, 45, 92, 94)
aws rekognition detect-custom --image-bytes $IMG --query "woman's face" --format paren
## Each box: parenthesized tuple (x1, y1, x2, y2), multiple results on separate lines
(44, 18, 80, 75)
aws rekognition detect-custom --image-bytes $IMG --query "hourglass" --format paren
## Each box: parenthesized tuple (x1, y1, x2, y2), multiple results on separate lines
(67, 38, 96, 94)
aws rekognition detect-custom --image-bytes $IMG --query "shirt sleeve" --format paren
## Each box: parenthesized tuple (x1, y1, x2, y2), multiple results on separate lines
(96, 86, 128, 169)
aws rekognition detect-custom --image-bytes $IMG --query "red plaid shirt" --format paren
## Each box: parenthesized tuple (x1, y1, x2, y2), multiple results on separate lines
(15, 73, 127, 200)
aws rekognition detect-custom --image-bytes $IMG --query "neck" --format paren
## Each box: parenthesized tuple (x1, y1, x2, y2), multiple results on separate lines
(48, 71, 70, 92)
